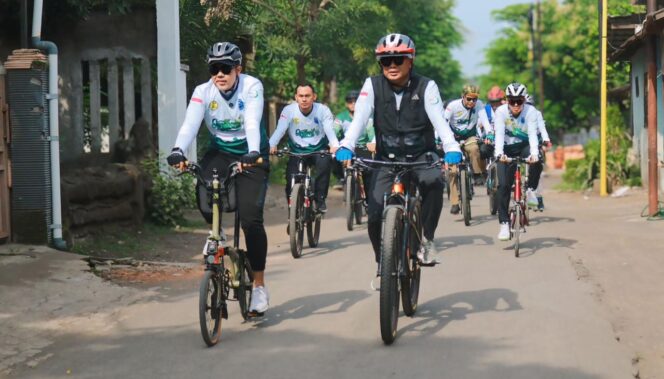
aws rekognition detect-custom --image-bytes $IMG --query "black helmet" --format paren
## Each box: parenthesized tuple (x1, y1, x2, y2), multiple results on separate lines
(345, 90, 360, 102)
(207, 42, 242, 66)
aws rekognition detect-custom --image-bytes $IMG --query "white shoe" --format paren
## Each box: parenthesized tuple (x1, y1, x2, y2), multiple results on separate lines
(417, 239, 438, 265)
(526, 189, 538, 208)
(498, 223, 510, 241)
(249, 286, 269, 313)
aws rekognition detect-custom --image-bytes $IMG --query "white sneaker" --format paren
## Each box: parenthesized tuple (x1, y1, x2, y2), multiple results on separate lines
(249, 286, 269, 313)
(417, 239, 438, 265)
(526, 189, 538, 208)
(498, 222, 510, 241)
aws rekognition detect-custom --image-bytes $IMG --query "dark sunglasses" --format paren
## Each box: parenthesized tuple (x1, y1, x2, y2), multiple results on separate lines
(209, 63, 235, 76)
(508, 98, 524, 106)
(379, 56, 405, 67)
(464, 97, 479, 103)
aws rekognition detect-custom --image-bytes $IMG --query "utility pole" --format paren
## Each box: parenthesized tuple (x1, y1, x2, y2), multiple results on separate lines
(646, 0, 660, 215)
(599, 0, 608, 196)
(537, 0, 545, 111)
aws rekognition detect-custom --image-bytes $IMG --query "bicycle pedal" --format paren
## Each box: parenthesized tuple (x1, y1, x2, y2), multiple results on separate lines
(246, 311, 265, 318)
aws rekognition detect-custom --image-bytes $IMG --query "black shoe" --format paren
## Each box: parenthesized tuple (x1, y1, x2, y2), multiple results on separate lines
(473, 174, 484, 186)
(450, 204, 460, 215)
(317, 199, 327, 213)
(537, 197, 544, 211)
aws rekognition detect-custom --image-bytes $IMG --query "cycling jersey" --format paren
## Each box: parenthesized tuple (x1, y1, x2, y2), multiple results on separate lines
(269, 102, 339, 153)
(533, 108, 550, 142)
(493, 103, 539, 158)
(444, 98, 490, 140)
(484, 103, 496, 135)
(174, 74, 267, 156)
(334, 110, 375, 148)
(340, 77, 460, 155)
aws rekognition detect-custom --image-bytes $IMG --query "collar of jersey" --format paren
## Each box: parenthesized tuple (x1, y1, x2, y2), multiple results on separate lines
(219, 79, 239, 101)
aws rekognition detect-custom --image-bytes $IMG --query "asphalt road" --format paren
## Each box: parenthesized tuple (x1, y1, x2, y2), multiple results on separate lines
(12, 176, 635, 379)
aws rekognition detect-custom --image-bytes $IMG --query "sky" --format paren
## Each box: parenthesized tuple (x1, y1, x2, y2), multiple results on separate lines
(451, 0, 531, 79)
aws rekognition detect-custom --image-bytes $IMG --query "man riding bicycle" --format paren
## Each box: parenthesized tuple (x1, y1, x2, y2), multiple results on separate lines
(444, 84, 491, 214)
(335, 33, 462, 269)
(494, 83, 542, 241)
(332, 90, 376, 189)
(167, 42, 271, 314)
(480, 85, 505, 160)
(269, 83, 339, 213)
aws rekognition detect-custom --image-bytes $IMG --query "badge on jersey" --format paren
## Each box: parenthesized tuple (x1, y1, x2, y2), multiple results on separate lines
(238, 99, 245, 111)
(209, 101, 219, 111)
(293, 118, 300, 125)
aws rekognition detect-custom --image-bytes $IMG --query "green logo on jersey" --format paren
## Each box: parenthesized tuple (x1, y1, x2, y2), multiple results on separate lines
(295, 128, 320, 138)
(212, 118, 242, 132)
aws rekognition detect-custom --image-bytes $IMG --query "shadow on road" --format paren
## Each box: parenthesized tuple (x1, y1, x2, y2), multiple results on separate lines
(528, 215, 576, 225)
(439, 234, 494, 251)
(256, 290, 371, 327)
(399, 288, 522, 337)
(509, 237, 578, 258)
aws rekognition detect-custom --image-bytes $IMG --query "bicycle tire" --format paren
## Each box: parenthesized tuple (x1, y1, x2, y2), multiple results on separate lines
(289, 184, 305, 258)
(236, 250, 254, 321)
(401, 200, 421, 317)
(354, 178, 363, 225)
(514, 204, 521, 257)
(380, 207, 402, 345)
(307, 213, 321, 247)
(199, 270, 223, 347)
(345, 176, 355, 231)
(461, 170, 471, 226)
(488, 168, 498, 215)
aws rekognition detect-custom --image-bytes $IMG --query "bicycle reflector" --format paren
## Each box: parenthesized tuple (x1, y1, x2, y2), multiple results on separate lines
(392, 182, 405, 194)
(211, 246, 225, 264)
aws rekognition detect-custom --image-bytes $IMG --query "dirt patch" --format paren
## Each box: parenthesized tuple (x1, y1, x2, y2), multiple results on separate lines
(86, 256, 202, 286)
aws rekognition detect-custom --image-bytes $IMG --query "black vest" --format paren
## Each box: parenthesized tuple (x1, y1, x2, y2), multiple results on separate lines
(371, 73, 436, 159)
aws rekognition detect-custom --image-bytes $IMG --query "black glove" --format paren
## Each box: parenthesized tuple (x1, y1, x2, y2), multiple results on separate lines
(167, 148, 187, 166)
(241, 151, 261, 165)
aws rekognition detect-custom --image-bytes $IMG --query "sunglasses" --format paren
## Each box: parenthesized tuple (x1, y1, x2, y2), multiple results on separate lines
(508, 98, 524, 106)
(379, 56, 406, 67)
(464, 97, 479, 103)
(209, 63, 235, 76)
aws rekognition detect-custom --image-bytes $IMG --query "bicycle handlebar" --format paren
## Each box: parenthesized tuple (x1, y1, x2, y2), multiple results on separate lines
(352, 156, 441, 171)
(273, 149, 331, 158)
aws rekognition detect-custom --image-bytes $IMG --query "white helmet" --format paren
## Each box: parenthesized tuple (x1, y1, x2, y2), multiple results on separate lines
(525, 94, 534, 105)
(207, 42, 242, 65)
(505, 82, 528, 98)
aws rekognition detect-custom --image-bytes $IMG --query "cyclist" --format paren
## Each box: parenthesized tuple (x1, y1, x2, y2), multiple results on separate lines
(332, 90, 376, 188)
(167, 42, 270, 314)
(481, 85, 505, 160)
(269, 83, 339, 213)
(335, 33, 462, 268)
(525, 94, 552, 211)
(494, 82, 542, 241)
(444, 84, 491, 214)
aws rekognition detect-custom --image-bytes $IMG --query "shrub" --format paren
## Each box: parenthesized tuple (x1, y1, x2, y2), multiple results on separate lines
(141, 157, 196, 226)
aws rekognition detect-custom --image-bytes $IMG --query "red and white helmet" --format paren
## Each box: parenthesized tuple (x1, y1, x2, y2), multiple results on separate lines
(375, 33, 416, 59)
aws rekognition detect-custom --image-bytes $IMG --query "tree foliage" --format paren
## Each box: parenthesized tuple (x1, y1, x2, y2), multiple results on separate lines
(480, 0, 641, 136)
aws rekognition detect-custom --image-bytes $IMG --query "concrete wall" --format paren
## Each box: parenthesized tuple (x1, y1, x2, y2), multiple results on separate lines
(1, 9, 156, 167)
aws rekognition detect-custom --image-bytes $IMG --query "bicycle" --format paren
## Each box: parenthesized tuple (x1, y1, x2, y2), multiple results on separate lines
(354, 153, 440, 345)
(503, 156, 530, 257)
(343, 149, 370, 231)
(275, 149, 329, 258)
(183, 160, 260, 347)
(448, 148, 474, 226)
(486, 156, 498, 215)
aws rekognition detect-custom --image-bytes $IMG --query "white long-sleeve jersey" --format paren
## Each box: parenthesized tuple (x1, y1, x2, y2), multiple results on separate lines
(444, 98, 490, 139)
(340, 77, 460, 154)
(269, 102, 339, 152)
(174, 74, 265, 155)
(534, 108, 550, 142)
(493, 103, 540, 159)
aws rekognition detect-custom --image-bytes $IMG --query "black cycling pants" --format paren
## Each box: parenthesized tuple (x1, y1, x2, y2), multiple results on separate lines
(367, 152, 444, 263)
(496, 145, 543, 224)
(285, 154, 332, 203)
(196, 150, 269, 272)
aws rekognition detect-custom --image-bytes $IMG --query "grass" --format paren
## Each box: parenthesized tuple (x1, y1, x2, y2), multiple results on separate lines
(71, 222, 174, 258)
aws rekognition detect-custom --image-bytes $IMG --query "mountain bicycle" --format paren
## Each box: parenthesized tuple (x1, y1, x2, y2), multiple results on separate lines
(503, 156, 530, 257)
(183, 160, 260, 347)
(354, 153, 441, 345)
(344, 148, 371, 231)
(275, 149, 329, 258)
(447, 141, 474, 226)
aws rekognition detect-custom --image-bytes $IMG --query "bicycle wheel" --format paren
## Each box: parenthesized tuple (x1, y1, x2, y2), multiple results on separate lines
(345, 176, 355, 231)
(307, 213, 321, 247)
(460, 170, 471, 226)
(488, 168, 498, 215)
(289, 184, 305, 258)
(354, 178, 363, 225)
(380, 207, 402, 345)
(514, 204, 521, 257)
(236, 250, 254, 321)
(199, 270, 223, 347)
(401, 200, 421, 317)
